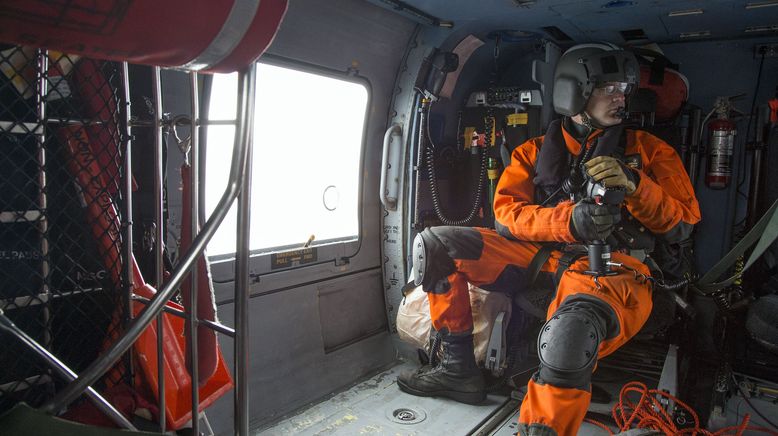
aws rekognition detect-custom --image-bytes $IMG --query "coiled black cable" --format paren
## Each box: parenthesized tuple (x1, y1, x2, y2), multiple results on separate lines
(426, 145, 487, 226)
(542, 121, 594, 206)
(421, 98, 487, 226)
(614, 262, 697, 293)
(652, 276, 694, 292)
(711, 289, 733, 312)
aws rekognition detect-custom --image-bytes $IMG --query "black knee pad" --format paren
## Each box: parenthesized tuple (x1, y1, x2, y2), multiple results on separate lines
(412, 226, 485, 292)
(536, 297, 617, 390)
(412, 228, 456, 291)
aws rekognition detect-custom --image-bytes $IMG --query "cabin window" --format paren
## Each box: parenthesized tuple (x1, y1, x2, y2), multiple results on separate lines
(204, 62, 368, 257)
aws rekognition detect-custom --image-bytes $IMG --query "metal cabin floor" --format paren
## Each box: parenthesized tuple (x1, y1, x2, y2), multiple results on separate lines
(256, 361, 508, 435)
(255, 361, 616, 436)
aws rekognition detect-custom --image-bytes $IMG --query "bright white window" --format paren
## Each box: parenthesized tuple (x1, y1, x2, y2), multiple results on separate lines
(204, 63, 367, 257)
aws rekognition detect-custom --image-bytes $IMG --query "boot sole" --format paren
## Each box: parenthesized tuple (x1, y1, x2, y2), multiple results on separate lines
(397, 378, 486, 405)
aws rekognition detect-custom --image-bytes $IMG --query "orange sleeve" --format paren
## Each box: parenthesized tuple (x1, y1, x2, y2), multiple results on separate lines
(493, 137, 577, 242)
(624, 130, 701, 237)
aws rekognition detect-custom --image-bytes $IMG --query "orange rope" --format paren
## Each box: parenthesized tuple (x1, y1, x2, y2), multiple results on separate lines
(588, 381, 778, 436)
(585, 417, 614, 434)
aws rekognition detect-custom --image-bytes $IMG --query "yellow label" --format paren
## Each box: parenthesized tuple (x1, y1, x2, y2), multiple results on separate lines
(507, 113, 528, 126)
(463, 126, 476, 149)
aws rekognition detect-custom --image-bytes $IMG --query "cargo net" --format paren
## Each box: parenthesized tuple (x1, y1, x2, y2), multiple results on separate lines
(0, 47, 128, 413)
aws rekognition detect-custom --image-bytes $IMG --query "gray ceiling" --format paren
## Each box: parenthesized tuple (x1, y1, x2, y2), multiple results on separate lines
(372, 0, 778, 44)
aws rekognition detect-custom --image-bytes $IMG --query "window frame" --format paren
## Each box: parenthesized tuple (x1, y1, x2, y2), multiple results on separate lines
(202, 54, 372, 273)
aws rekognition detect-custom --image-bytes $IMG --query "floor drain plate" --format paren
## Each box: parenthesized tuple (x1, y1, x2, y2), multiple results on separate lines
(387, 406, 427, 425)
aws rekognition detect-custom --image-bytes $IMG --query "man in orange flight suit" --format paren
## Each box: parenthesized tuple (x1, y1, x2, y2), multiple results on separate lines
(398, 43, 700, 435)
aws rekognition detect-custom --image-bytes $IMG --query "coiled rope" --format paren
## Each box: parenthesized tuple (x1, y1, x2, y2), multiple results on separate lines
(585, 381, 778, 436)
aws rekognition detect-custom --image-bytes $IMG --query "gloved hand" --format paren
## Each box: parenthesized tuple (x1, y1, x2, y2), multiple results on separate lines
(584, 156, 639, 195)
(570, 199, 622, 241)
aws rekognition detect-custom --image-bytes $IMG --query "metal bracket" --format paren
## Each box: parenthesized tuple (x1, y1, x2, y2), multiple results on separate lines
(485, 311, 508, 376)
(656, 344, 679, 413)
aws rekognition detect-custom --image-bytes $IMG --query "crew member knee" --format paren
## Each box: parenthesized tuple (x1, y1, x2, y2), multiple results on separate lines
(412, 226, 482, 293)
(535, 297, 618, 390)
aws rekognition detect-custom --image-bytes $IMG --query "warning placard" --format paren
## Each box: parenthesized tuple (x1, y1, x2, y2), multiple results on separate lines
(271, 248, 317, 270)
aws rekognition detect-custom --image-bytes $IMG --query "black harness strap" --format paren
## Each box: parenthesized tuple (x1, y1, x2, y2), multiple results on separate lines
(514, 245, 586, 320)
(513, 292, 547, 319)
(514, 243, 561, 319)
(525, 243, 560, 290)
(555, 249, 586, 285)
(614, 129, 627, 160)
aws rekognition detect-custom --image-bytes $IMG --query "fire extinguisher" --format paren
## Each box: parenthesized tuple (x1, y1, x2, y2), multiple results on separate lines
(705, 98, 737, 189)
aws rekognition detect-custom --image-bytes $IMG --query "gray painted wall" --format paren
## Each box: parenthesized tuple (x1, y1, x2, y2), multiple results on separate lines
(661, 37, 778, 272)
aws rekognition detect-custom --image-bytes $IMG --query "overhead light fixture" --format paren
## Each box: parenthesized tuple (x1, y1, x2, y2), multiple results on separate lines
(746, 1, 778, 9)
(668, 9, 704, 17)
(680, 30, 711, 38)
(745, 24, 778, 32)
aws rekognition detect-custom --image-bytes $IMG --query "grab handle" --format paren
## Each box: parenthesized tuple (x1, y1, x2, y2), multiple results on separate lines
(380, 124, 403, 210)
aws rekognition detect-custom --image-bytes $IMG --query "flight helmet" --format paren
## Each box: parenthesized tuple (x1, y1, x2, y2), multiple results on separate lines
(553, 42, 640, 116)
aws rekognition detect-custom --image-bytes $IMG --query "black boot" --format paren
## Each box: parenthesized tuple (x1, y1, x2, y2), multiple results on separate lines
(517, 423, 557, 436)
(397, 333, 486, 404)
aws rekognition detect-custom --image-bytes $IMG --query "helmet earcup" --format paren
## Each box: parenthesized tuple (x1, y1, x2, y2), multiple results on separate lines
(553, 76, 587, 117)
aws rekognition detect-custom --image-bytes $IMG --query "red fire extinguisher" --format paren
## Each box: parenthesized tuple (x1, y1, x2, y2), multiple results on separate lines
(705, 99, 737, 189)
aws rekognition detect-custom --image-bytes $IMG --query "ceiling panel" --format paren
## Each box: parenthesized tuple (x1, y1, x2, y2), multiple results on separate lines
(369, 0, 778, 43)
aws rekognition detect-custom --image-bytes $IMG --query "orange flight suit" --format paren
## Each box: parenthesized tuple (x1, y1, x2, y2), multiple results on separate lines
(426, 123, 700, 435)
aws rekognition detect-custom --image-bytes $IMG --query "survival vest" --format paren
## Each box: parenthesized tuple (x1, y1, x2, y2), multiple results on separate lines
(533, 119, 655, 253)
(531, 119, 694, 281)
(513, 119, 696, 324)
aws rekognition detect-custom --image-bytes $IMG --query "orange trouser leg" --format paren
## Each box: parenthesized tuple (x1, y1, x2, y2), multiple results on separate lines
(428, 272, 474, 334)
(422, 226, 548, 335)
(518, 252, 654, 434)
(520, 380, 591, 436)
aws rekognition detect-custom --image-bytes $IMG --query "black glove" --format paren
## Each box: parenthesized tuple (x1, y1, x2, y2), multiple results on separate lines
(570, 200, 621, 241)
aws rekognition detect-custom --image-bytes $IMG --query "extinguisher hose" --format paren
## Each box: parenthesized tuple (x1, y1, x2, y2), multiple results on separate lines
(421, 99, 487, 226)
(698, 106, 716, 151)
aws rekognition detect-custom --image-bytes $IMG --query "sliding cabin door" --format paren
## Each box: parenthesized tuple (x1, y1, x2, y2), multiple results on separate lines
(199, 0, 417, 432)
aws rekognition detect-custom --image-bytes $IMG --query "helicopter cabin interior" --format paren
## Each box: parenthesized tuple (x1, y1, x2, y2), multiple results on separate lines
(0, 0, 778, 435)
